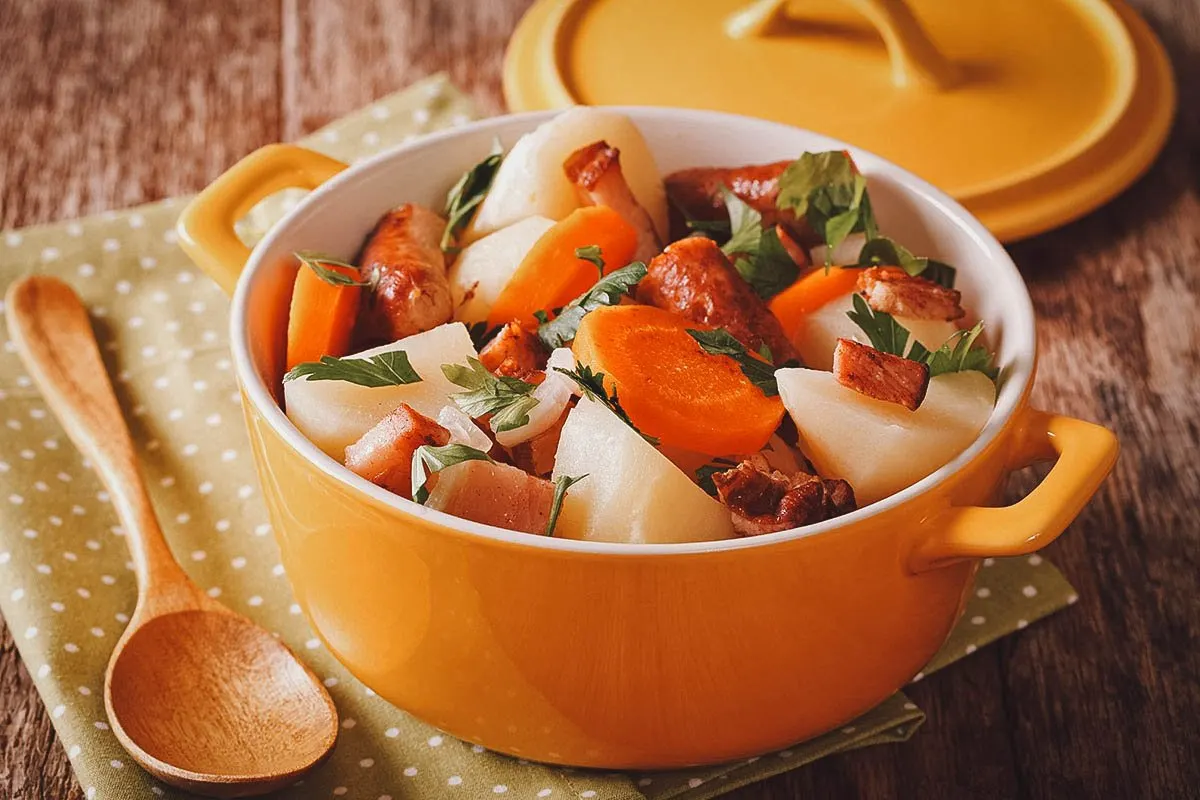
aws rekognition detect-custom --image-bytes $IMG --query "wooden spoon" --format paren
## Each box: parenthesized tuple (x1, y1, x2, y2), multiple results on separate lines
(5, 276, 338, 797)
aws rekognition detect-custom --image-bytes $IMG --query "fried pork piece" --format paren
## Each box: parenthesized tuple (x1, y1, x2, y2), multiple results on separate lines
(506, 406, 571, 477)
(425, 459, 555, 534)
(857, 266, 965, 321)
(712, 456, 856, 536)
(479, 321, 548, 380)
(356, 204, 454, 344)
(833, 338, 930, 411)
(664, 161, 807, 242)
(564, 140, 663, 263)
(344, 403, 450, 499)
(637, 235, 801, 365)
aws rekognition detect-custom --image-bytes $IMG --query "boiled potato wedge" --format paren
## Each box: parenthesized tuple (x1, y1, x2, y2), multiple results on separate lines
(284, 322, 477, 459)
(465, 107, 667, 244)
(551, 398, 734, 544)
(448, 216, 555, 324)
(777, 368, 995, 504)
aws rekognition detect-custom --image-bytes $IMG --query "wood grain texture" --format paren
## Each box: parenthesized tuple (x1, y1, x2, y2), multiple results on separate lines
(1, 0, 1198, 797)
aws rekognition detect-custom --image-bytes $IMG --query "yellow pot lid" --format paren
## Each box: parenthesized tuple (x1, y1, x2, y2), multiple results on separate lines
(503, 0, 1175, 242)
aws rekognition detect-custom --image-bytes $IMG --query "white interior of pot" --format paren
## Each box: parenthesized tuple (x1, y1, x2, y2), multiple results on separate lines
(229, 107, 1037, 554)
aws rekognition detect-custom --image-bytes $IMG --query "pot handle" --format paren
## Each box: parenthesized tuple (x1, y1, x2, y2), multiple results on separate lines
(909, 408, 1118, 573)
(176, 144, 348, 296)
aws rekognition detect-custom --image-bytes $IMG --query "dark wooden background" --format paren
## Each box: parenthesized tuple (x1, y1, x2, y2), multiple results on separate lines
(1, 1, 1197, 797)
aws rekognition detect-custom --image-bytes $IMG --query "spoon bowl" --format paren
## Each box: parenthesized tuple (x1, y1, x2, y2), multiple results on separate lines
(5, 275, 338, 797)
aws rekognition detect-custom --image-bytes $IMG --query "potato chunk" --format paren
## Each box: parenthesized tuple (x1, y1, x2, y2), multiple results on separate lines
(465, 108, 667, 244)
(776, 368, 996, 505)
(284, 322, 477, 458)
(448, 216, 554, 324)
(551, 398, 735, 544)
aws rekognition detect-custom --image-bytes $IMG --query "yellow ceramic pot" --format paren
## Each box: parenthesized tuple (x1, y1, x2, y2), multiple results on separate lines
(177, 109, 1117, 769)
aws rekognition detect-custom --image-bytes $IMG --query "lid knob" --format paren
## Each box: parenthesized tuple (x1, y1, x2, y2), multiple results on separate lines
(725, 0, 961, 90)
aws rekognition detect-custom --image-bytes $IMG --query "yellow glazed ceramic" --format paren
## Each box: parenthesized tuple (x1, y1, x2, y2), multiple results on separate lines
(177, 109, 1118, 768)
(503, 0, 1176, 242)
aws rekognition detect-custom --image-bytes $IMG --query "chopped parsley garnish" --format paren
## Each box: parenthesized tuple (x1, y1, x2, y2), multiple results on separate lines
(283, 351, 421, 387)
(442, 357, 539, 433)
(294, 251, 370, 287)
(535, 261, 647, 350)
(410, 444, 494, 504)
(719, 187, 799, 299)
(553, 364, 659, 445)
(685, 328, 792, 397)
(776, 151, 878, 265)
(847, 294, 996, 379)
(857, 236, 957, 289)
(545, 474, 587, 536)
(441, 139, 504, 254)
(575, 245, 604, 277)
(695, 457, 739, 496)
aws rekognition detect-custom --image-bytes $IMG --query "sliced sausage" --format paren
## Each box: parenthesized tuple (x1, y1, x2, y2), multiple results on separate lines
(356, 203, 453, 345)
(636, 236, 801, 365)
(478, 321, 548, 381)
(665, 161, 810, 243)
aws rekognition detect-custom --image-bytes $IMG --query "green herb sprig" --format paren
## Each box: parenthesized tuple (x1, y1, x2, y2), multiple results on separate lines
(295, 251, 371, 287)
(857, 237, 957, 289)
(776, 151, 878, 265)
(719, 187, 800, 299)
(545, 474, 587, 536)
(553, 365, 659, 445)
(847, 294, 996, 379)
(441, 139, 504, 254)
(410, 444, 494, 504)
(442, 357, 539, 433)
(685, 328, 793, 397)
(575, 245, 604, 277)
(535, 261, 647, 350)
(283, 351, 422, 387)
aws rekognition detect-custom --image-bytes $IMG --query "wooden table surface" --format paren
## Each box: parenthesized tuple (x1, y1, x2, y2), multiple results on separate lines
(2, 1, 1197, 797)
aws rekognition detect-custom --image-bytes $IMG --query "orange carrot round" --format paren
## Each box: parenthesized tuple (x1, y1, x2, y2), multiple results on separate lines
(572, 305, 784, 455)
(768, 266, 860, 342)
(285, 258, 363, 371)
(487, 206, 637, 328)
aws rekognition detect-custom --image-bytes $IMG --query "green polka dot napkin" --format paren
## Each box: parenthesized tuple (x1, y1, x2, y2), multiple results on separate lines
(0, 73, 1079, 800)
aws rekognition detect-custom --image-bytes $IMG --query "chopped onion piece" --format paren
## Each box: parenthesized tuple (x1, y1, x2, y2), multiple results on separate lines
(437, 406, 494, 453)
(494, 348, 576, 447)
(810, 232, 866, 267)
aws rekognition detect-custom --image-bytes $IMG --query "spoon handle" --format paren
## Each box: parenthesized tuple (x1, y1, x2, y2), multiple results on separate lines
(5, 276, 189, 597)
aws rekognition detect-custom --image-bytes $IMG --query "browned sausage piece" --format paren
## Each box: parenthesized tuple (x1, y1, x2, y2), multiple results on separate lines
(478, 321, 548, 381)
(857, 266, 965, 322)
(665, 161, 811, 243)
(564, 140, 663, 263)
(356, 203, 453, 345)
(636, 236, 801, 365)
(344, 403, 450, 499)
(832, 338, 929, 411)
(711, 457, 856, 536)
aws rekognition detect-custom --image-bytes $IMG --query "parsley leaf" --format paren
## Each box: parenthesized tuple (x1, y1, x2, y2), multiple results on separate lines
(575, 245, 604, 277)
(846, 294, 997, 379)
(924, 322, 997, 379)
(695, 457, 739, 496)
(536, 261, 647, 350)
(553, 365, 659, 445)
(283, 351, 422, 387)
(294, 251, 370, 287)
(442, 357, 539, 433)
(441, 139, 504, 254)
(686, 328, 783, 397)
(858, 237, 957, 289)
(776, 151, 879, 265)
(846, 293, 912, 357)
(410, 444, 493, 504)
(719, 187, 800, 299)
(545, 474, 587, 536)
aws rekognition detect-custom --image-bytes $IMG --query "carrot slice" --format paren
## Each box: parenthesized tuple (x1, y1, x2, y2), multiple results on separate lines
(285, 259, 363, 371)
(572, 305, 784, 455)
(768, 266, 861, 342)
(487, 206, 637, 328)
